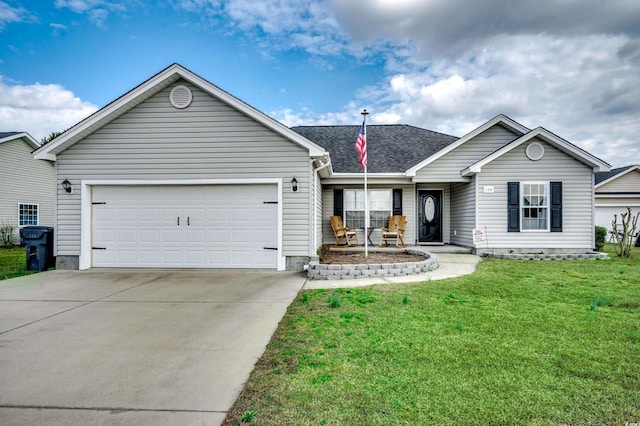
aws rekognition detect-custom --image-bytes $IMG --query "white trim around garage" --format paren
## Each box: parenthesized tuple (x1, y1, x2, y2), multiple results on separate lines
(80, 178, 284, 271)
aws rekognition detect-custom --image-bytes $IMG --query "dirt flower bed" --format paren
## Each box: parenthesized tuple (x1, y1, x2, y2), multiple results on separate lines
(320, 251, 426, 265)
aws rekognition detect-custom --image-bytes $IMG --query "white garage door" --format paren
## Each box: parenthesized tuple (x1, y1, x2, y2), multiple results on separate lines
(91, 185, 278, 268)
(595, 206, 639, 230)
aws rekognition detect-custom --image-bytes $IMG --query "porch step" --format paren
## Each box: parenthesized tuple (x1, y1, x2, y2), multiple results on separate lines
(328, 244, 473, 254)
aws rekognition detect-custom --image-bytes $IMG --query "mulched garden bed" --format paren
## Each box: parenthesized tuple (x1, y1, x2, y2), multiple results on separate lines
(320, 251, 426, 265)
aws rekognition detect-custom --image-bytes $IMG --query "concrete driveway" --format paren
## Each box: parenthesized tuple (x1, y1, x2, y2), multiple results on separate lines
(0, 269, 305, 425)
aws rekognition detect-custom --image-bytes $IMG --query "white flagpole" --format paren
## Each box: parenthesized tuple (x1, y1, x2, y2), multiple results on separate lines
(361, 109, 369, 257)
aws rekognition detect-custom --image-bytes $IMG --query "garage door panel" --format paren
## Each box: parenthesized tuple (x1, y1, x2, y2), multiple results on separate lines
(162, 229, 183, 243)
(92, 185, 278, 268)
(139, 251, 162, 264)
(185, 230, 205, 243)
(118, 230, 138, 243)
(139, 230, 161, 243)
(117, 208, 138, 222)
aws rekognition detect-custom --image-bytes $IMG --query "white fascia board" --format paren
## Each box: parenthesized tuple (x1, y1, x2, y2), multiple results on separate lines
(322, 173, 410, 186)
(406, 114, 530, 177)
(413, 176, 471, 183)
(595, 165, 640, 189)
(595, 192, 640, 198)
(82, 178, 283, 186)
(461, 127, 611, 176)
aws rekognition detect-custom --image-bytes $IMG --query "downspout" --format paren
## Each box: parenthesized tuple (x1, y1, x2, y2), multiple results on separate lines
(413, 181, 417, 245)
(311, 157, 332, 256)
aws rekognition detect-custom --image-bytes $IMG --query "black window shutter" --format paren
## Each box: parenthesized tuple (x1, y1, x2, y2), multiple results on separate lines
(507, 182, 520, 232)
(392, 189, 402, 215)
(550, 182, 562, 232)
(333, 189, 343, 218)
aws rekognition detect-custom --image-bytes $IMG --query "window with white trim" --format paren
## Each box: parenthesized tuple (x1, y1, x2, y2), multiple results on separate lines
(345, 190, 391, 229)
(18, 203, 39, 226)
(521, 182, 548, 231)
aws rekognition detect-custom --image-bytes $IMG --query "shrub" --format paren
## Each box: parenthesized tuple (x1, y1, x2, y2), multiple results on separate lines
(611, 207, 640, 257)
(594, 226, 607, 251)
(0, 221, 17, 247)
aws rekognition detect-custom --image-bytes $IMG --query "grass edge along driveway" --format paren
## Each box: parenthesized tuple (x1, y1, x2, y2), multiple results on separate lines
(224, 246, 640, 425)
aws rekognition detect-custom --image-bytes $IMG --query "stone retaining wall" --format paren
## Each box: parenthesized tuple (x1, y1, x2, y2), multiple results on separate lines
(307, 250, 438, 280)
(483, 252, 608, 260)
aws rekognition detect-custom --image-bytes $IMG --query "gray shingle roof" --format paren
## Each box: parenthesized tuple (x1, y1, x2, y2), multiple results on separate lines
(0, 132, 21, 139)
(595, 165, 639, 185)
(291, 125, 458, 173)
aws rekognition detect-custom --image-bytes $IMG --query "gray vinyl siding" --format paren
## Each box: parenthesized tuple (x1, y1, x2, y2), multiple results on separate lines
(476, 138, 594, 250)
(414, 125, 519, 181)
(0, 139, 54, 242)
(402, 186, 416, 245)
(322, 187, 335, 245)
(55, 80, 312, 257)
(597, 170, 640, 193)
(450, 180, 476, 247)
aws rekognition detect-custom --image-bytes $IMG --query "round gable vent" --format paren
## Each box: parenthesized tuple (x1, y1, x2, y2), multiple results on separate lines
(526, 142, 544, 161)
(169, 85, 192, 109)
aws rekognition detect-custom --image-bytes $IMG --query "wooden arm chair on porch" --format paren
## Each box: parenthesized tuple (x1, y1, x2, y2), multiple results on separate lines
(379, 215, 407, 247)
(330, 216, 359, 246)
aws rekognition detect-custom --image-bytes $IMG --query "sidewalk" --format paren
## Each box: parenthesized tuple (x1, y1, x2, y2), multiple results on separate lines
(303, 253, 481, 290)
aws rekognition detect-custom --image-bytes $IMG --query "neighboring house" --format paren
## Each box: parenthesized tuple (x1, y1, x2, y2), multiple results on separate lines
(594, 165, 640, 231)
(0, 132, 55, 244)
(33, 64, 611, 271)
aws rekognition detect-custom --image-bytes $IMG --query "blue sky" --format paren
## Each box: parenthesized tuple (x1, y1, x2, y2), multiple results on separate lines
(1, 0, 640, 167)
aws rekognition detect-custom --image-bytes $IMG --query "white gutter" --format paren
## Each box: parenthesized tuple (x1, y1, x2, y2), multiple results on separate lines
(311, 157, 332, 253)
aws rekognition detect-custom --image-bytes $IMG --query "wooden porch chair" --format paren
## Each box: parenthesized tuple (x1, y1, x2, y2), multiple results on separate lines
(379, 215, 407, 247)
(330, 216, 359, 246)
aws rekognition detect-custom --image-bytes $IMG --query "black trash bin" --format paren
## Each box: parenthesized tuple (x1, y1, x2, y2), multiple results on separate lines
(20, 226, 54, 271)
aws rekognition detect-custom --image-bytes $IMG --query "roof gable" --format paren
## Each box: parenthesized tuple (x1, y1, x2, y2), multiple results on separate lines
(0, 132, 40, 150)
(291, 125, 458, 174)
(406, 114, 530, 177)
(595, 164, 640, 187)
(34, 64, 326, 161)
(462, 127, 611, 176)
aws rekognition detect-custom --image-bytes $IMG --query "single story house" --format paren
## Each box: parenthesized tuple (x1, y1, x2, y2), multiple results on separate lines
(0, 132, 54, 244)
(33, 64, 611, 271)
(594, 165, 640, 232)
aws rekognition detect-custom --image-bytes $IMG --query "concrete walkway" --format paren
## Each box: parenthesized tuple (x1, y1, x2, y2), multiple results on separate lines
(303, 253, 481, 289)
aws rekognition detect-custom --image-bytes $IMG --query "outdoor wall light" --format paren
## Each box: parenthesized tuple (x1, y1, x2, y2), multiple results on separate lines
(62, 179, 72, 193)
(291, 176, 298, 192)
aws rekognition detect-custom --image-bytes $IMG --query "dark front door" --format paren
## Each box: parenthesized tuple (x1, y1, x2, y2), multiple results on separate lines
(418, 190, 442, 243)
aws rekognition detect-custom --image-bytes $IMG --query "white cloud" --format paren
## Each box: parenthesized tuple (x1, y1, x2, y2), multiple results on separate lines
(174, 0, 353, 56)
(277, 32, 640, 167)
(0, 78, 98, 141)
(54, 0, 127, 26)
(0, 1, 34, 29)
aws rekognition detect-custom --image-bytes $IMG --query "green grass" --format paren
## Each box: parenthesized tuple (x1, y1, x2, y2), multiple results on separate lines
(0, 246, 38, 280)
(224, 245, 640, 425)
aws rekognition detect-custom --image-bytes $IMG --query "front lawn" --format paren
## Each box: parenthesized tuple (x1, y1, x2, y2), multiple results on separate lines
(224, 245, 640, 425)
(0, 246, 37, 280)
